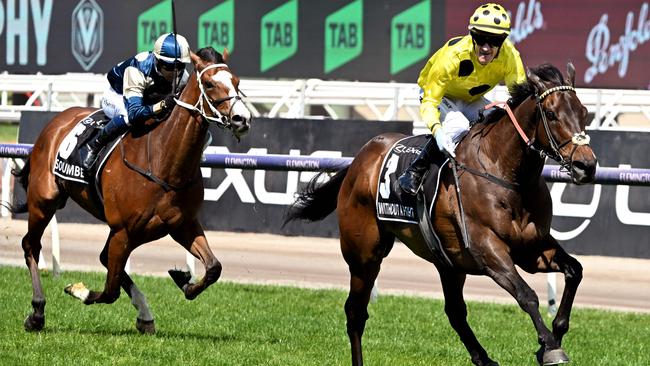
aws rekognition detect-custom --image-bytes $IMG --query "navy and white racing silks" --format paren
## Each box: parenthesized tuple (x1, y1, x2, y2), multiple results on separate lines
(106, 52, 189, 123)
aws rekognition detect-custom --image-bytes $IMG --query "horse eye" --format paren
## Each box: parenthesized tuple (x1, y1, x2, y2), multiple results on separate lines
(545, 110, 557, 121)
(204, 81, 214, 89)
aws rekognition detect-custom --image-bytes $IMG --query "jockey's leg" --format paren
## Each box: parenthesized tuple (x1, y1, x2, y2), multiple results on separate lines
(81, 114, 129, 170)
(397, 136, 437, 195)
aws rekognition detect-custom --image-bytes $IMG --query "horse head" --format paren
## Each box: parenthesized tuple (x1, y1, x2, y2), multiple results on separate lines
(179, 47, 251, 140)
(526, 62, 597, 184)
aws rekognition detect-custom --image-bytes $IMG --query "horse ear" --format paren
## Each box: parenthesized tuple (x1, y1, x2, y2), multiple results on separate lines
(222, 48, 230, 63)
(566, 61, 576, 87)
(190, 51, 202, 67)
(526, 68, 546, 94)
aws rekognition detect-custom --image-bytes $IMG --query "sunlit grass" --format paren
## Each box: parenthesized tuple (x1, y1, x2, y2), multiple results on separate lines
(1, 265, 648, 365)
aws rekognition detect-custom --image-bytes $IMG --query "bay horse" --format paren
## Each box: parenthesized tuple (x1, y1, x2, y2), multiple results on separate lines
(9, 47, 251, 334)
(285, 63, 597, 365)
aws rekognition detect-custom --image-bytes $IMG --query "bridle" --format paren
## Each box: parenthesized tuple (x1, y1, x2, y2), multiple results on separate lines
(484, 85, 591, 175)
(174, 63, 246, 129)
(531, 85, 591, 174)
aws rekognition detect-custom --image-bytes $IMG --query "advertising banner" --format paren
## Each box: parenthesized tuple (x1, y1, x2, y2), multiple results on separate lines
(445, 0, 650, 89)
(15, 112, 650, 258)
(2, 0, 646, 87)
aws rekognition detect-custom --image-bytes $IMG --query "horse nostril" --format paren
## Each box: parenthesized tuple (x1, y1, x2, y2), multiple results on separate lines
(231, 115, 249, 127)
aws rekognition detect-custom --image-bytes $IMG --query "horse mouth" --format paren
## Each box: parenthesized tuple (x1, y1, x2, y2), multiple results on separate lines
(232, 124, 250, 139)
(570, 161, 596, 185)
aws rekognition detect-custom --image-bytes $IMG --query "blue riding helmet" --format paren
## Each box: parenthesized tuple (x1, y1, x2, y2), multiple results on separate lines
(153, 33, 191, 64)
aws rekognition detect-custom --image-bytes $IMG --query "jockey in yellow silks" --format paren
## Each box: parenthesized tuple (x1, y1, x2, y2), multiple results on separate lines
(398, 3, 527, 195)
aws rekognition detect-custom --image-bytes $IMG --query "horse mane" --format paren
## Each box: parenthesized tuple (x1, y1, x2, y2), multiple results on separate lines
(508, 63, 564, 108)
(195, 47, 226, 64)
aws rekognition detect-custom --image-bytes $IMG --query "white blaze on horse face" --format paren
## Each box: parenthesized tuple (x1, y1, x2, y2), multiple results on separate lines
(212, 70, 251, 120)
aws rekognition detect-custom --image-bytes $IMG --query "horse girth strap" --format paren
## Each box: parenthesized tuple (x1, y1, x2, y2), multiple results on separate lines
(454, 161, 519, 190)
(119, 134, 194, 192)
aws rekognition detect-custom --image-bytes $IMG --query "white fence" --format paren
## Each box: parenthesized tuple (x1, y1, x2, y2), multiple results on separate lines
(2, 72, 650, 131)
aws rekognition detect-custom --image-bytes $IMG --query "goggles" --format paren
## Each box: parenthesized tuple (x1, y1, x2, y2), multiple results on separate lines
(471, 32, 506, 48)
(158, 60, 186, 72)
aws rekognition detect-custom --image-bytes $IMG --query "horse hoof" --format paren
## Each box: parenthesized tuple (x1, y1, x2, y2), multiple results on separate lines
(539, 348, 570, 365)
(136, 318, 155, 335)
(24, 314, 44, 332)
(168, 269, 192, 290)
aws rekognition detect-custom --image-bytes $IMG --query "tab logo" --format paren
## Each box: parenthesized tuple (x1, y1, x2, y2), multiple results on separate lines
(198, 0, 235, 52)
(391, 0, 430, 75)
(324, 0, 363, 74)
(260, 0, 298, 72)
(137, 0, 172, 53)
(71, 0, 103, 71)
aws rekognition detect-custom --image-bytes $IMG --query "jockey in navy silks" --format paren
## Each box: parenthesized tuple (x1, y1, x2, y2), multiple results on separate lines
(81, 33, 191, 170)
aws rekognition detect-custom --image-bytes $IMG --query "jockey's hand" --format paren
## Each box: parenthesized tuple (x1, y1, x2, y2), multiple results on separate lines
(161, 94, 177, 112)
(434, 129, 456, 158)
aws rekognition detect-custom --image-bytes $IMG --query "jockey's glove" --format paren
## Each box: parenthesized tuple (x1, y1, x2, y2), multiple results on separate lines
(434, 128, 456, 158)
(160, 94, 177, 112)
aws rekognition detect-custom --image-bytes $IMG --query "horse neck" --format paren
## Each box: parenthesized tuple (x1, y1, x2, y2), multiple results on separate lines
(480, 98, 546, 185)
(152, 72, 207, 182)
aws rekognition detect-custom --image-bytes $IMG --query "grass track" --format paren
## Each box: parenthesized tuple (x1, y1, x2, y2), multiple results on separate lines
(0, 265, 648, 365)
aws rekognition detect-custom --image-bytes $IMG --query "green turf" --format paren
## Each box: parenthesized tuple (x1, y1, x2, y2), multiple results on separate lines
(0, 265, 648, 365)
(0, 122, 18, 143)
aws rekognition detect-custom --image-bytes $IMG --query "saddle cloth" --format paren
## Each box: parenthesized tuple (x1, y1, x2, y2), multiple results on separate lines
(53, 110, 119, 184)
(375, 135, 449, 223)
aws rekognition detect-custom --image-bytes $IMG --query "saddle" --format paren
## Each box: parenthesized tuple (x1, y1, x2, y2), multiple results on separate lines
(53, 109, 122, 193)
(376, 135, 453, 267)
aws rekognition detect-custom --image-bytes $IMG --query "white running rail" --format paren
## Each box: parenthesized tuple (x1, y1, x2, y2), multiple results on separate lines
(2, 72, 650, 130)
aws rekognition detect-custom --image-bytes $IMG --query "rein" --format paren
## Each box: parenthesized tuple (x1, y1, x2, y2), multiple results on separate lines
(458, 85, 591, 189)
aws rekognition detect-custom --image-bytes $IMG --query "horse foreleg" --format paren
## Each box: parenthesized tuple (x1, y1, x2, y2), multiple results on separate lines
(519, 238, 582, 346)
(98, 238, 155, 334)
(485, 247, 568, 365)
(439, 270, 497, 366)
(169, 219, 222, 300)
(66, 229, 131, 305)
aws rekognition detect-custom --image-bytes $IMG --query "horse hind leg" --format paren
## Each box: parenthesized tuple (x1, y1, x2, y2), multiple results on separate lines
(22, 190, 66, 331)
(340, 225, 392, 366)
(439, 270, 498, 366)
(169, 219, 222, 300)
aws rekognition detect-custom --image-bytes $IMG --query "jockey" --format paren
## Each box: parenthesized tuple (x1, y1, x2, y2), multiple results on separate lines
(398, 3, 527, 195)
(81, 33, 191, 171)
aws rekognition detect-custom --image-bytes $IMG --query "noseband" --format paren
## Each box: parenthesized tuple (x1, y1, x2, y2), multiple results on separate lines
(175, 63, 246, 129)
(531, 85, 591, 174)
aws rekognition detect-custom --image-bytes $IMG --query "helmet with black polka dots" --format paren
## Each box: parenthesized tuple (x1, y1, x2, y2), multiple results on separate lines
(468, 3, 511, 36)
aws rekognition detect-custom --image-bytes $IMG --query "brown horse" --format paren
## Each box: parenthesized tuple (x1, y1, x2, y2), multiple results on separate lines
(10, 47, 251, 334)
(285, 63, 597, 366)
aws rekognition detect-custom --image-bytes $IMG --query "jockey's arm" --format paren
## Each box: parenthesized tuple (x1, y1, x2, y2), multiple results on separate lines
(419, 65, 452, 137)
(123, 66, 162, 124)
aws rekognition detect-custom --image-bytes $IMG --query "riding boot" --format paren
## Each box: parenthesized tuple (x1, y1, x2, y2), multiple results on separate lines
(397, 137, 437, 195)
(81, 115, 129, 170)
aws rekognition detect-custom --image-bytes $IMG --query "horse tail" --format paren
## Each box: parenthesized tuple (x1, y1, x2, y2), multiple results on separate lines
(283, 166, 349, 225)
(1, 158, 31, 214)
